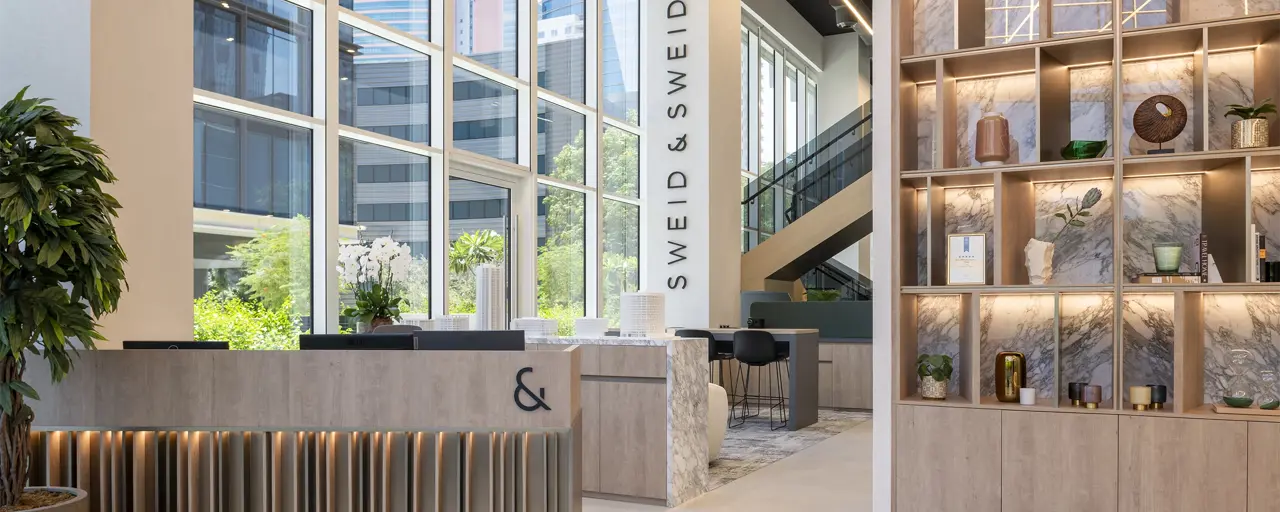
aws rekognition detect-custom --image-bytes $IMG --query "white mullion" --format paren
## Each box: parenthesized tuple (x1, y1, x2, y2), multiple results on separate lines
(453, 55, 530, 89)
(536, 175, 596, 195)
(603, 116, 642, 136)
(591, 0, 605, 318)
(433, 0, 454, 319)
(194, 90, 323, 129)
(586, 0, 600, 110)
(537, 88, 595, 116)
(279, 0, 324, 11)
(315, 0, 338, 334)
(740, 3, 821, 72)
(338, 127, 444, 158)
(601, 193, 640, 206)
(747, 30, 760, 175)
(338, 10, 444, 59)
(452, 149, 532, 179)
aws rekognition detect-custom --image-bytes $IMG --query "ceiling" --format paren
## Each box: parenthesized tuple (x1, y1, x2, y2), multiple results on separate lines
(786, 0, 871, 37)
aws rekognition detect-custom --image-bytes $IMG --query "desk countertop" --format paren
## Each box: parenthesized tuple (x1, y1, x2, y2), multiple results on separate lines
(671, 328, 820, 335)
(527, 335, 700, 346)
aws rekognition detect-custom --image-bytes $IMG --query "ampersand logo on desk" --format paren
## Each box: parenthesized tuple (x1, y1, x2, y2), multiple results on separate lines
(514, 367, 551, 412)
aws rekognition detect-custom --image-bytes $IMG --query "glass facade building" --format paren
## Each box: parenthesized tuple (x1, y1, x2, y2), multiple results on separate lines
(193, 0, 643, 343)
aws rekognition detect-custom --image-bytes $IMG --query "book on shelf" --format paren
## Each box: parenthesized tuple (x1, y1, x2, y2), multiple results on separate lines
(1198, 233, 1208, 283)
(1252, 225, 1259, 283)
(1135, 273, 1203, 284)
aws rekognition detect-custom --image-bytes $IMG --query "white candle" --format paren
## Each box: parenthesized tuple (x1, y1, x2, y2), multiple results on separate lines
(1019, 387, 1037, 406)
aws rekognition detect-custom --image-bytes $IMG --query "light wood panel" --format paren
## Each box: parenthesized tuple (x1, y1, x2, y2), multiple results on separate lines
(895, 405, 1001, 512)
(596, 382, 666, 500)
(829, 344, 873, 409)
(1250, 422, 1280, 512)
(1119, 416, 1247, 512)
(579, 381, 601, 493)
(27, 350, 580, 431)
(1174, 291, 1206, 413)
(1002, 411, 1118, 512)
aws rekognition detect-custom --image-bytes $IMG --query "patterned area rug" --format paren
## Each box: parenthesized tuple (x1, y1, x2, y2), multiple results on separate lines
(708, 409, 873, 490)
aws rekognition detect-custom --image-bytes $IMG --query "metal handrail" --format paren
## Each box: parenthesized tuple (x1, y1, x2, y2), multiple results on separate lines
(741, 106, 873, 206)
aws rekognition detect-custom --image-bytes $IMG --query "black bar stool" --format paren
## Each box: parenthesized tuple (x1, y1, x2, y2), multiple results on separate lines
(674, 330, 733, 396)
(730, 330, 789, 430)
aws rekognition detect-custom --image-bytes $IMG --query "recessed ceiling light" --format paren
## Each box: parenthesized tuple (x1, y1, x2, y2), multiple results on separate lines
(340, 77, 349, 81)
(226, 37, 235, 42)
(221, 1, 229, 7)
(346, 49, 356, 53)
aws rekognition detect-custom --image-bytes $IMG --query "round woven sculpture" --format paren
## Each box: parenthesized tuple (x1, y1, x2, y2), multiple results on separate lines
(1133, 95, 1188, 144)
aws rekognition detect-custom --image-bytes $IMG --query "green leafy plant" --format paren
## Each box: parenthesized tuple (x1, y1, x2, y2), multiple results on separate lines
(806, 288, 841, 302)
(1225, 98, 1277, 120)
(1049, 187, 1102, 243)
(337, 237, 411, 327)
(448, 229, 504, 275)
(0, 87, 127, 504)
(916, 354, 954, 381)
(194, 293, 300, 350)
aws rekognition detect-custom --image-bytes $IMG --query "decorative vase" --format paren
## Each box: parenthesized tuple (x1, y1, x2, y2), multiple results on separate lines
(1024, 238, 1055, 285)
(1068, 382, 1085, 407)
(1082, 385, 1102, 409)
(1149, 384, 1167, 409)
(921, 376, 948, 400)
(1152, 242, 1183, 273)
(19, 487, 88, 512)
(1019, 387, 1037, 405)
(1130, 385, 1152, 410)
(975, 112, 1011, 166)
(1260, 370, 1280, 410)
(1225, 348, 1255, 405)
(1061, 140, 1108, 160)
(995, 351, 1026, 403)
(1232, 118, 1270, 149)
(364, 316, 393, 333)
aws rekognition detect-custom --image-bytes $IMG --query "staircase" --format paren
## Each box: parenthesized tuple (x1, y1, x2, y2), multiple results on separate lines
(741, 101, 873, 294)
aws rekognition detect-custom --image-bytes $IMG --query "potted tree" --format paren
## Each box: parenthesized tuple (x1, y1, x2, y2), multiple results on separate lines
(1226, 98, 1276, 149)
(916, 354, 953, 400)
(0, 87, 127, 510)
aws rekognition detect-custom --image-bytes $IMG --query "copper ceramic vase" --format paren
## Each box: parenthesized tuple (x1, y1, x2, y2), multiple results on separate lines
(975, 112, 1010, 166)
(995, 351, 1026, 403)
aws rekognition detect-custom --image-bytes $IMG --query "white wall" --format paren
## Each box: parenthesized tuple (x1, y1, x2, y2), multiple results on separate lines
(741, 0, 824, 69)
(0, 0, 92, 132)
(817, 32, 871, 132)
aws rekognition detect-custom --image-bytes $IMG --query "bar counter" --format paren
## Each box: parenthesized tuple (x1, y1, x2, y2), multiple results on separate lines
(25, 349, 583, 512)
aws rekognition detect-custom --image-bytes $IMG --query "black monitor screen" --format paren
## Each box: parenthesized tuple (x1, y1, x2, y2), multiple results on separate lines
(412, 330, 525, 351)
(123, 341, 229, 350)
(299, 334, 415, 350)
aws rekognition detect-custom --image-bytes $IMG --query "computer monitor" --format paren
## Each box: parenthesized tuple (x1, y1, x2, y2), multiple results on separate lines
(123, 341, 230, 350)
(298, 334, 415, 351)
(412, 330, 525, 351)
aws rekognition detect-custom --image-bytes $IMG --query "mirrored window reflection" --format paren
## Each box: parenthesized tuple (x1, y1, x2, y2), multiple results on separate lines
(194, 0, 313, 115)
(339, 0, 430, 41)
(602, 199, 639, 326)
(192, 105, 312, 349)
(538, 0, 587, 102)
(537, 184, 586, 334)
(336, 138, 432, 331)
(537, 100, 587, 184)
(339, 23, 432, 144)
(602, 0, 640, 123)
(453, 67, 519, 162)
(454, 0, 519, 76)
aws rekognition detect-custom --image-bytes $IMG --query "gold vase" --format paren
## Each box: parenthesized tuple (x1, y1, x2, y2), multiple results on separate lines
(995, 351, 1026, 403)
(1232, 118, 1270, 149)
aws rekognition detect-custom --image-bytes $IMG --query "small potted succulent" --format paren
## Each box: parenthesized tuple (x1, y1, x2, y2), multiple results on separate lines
(916, 354, 953, 400)
(1226, 98, 1276, 149)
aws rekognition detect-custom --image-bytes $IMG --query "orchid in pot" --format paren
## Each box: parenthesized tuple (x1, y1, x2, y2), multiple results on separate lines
(1025, 187, 1102, 285)
(337, 237, 412, 331)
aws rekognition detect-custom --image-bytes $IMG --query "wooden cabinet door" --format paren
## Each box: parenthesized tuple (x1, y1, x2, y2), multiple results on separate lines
(895, 405, 1001, 512)
(1002, 410, 1118, 512)
(580, 380, 600, 493)
(1119, 416, 1247, 512)
(596, 381, 667, 500)
(831, 344, 873, 409)
(1249, 422, 1280, 512)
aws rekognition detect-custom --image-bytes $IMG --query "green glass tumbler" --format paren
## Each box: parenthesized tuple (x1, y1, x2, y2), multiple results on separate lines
(1153, 242, 1183, 273)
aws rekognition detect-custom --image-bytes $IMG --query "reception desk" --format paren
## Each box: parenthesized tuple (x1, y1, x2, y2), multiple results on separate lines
(527, 336, 707, 507)
(25, 349, 582, 512)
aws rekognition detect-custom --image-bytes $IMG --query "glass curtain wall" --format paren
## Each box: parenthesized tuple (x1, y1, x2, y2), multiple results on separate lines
(739, 20, 819, 250)
(192, 0, 642, 342)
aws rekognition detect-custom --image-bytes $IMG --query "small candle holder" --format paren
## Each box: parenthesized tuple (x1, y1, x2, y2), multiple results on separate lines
(1148, 384, 1167, 410)
(1068, 382, 1085, 407)
(1130, 385, 1152, 411)
(1019, 387, 1037, 406)
(1083, 385, 1102, 409)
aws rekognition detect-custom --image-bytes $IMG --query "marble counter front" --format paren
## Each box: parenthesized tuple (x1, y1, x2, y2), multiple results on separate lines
(527, 336, 708, 507)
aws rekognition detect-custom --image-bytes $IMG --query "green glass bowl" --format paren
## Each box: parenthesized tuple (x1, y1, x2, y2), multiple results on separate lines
(1261, 400, 1280, 410)
(1223, 396, 1255, 408)
(1061, 140, 1109, 160)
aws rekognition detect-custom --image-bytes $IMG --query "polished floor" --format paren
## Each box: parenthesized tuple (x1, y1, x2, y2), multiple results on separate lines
(583, 419, 873, 511)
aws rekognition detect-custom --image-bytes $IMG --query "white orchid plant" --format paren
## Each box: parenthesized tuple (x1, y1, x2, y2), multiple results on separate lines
(337, 237, 412, 327)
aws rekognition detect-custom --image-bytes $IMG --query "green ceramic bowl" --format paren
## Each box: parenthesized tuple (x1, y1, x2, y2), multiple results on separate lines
(1061, 140, 1109, 160)
(1261, 400, 1280, 410)
(1223, 396, 1255, 408)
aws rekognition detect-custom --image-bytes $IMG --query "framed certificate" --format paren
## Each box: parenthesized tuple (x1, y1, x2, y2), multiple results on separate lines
(947, 233, 987, 285)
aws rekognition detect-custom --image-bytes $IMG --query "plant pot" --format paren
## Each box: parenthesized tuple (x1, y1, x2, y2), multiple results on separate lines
(920, 376, 948, 400)
(17, 487, 89, 512)
(1232, 118, 1270, 149)
(1024, 238, 1055, 285)
(368, 316, 394, 332)
(975, 112, 1010, 166)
